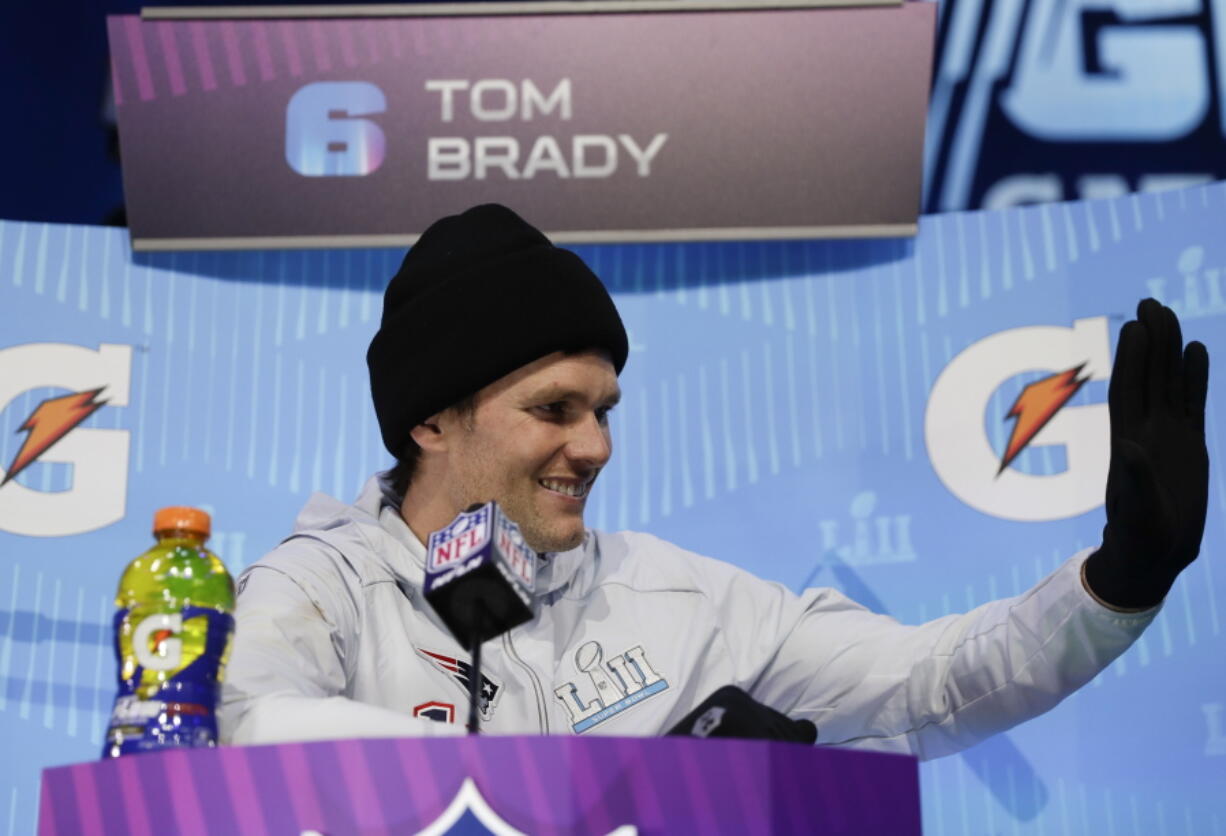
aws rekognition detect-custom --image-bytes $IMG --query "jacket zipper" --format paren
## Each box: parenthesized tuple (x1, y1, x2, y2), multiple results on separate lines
(502, 631, 550, 734)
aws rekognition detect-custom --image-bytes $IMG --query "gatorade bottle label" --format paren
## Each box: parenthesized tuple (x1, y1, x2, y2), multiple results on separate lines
(103, 605, 234, 756)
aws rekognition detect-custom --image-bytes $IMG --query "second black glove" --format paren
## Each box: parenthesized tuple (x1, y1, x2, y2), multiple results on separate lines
(666, 685, 817, 744)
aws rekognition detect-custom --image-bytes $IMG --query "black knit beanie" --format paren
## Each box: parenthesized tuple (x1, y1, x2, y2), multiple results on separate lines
(367, 204, 629, 458)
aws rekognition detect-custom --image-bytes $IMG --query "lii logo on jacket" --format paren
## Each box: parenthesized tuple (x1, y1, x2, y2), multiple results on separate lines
(554, 641, 669, 733)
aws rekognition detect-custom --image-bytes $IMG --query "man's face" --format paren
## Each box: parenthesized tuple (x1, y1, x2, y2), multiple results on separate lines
(439, 350, 620, 553)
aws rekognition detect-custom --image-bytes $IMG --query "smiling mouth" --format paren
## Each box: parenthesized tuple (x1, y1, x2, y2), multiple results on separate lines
(538, 478, 592, 499)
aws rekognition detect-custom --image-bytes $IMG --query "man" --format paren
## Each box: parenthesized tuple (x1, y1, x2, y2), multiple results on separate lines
(220, 205, 1209, 758)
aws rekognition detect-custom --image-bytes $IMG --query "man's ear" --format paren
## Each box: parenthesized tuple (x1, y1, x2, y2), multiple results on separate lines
(409, 412, 447, 452)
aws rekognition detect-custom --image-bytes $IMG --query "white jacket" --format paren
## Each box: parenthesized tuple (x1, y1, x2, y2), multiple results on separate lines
(219, 476, 1157, 759)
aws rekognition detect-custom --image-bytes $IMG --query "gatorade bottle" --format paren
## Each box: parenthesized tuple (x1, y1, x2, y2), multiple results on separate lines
(102, 507, 235, 758)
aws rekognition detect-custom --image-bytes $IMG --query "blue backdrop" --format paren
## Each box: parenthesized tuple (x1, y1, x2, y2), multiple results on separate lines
(2, 183, 1224, 834)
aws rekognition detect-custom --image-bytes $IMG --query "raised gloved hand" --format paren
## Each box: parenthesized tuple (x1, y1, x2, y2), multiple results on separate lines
(666, 685, 817, 743)
(1084, 299, 1210, 610)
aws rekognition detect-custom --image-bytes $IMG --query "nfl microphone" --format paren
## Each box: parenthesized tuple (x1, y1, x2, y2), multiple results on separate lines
(424, 501, 538, 732)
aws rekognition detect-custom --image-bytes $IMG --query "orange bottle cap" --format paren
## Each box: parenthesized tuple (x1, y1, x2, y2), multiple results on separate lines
(152, 506, 211, 538)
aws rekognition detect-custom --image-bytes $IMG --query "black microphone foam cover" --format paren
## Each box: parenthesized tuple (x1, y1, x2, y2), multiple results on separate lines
(423, 501, 538, 646)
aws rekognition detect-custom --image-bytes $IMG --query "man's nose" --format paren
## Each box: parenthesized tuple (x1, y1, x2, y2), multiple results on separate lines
(567, 413, 613, 468)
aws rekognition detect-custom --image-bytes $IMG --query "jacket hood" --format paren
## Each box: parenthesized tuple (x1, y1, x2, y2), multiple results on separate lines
(290, 486, 381, 534)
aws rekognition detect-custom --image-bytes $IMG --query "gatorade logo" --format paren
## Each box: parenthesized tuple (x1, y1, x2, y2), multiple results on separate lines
(133, 613, 183, 671)
(924, 317, 1111, 522)
(0, 343, 133, 537)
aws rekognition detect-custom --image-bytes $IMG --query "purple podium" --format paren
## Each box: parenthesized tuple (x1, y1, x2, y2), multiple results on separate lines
(40, 736, 919, 835)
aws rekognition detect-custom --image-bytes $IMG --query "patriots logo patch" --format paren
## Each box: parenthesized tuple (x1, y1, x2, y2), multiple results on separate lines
(416, 649, 503, 720)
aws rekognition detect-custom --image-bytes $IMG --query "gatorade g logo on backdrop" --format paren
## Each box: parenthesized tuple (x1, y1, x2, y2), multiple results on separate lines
(924, 317, 1111, 522)
(0, 343, 133, 537)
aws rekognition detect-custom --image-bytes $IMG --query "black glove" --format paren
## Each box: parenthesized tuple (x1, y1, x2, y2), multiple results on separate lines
(1085, 299, 1210, 610)
(666, 685, 817, 744)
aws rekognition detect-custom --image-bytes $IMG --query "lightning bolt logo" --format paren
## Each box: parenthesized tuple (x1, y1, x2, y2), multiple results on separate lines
(998, 365, 1089, 476)
(1, 388, 108, 488)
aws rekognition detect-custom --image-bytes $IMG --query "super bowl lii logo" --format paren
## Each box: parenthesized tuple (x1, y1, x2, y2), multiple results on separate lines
(1145, 246, 1226, 321)
(816, 490, 916, 568)
(553, 641, 669, 734)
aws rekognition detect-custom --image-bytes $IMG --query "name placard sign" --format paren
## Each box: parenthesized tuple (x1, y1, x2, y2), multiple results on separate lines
(107, 2, 934, 250)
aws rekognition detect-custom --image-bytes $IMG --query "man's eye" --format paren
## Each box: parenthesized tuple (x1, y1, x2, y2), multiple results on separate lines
(596, 406, 615, 423)
(536, 403, 567, 417)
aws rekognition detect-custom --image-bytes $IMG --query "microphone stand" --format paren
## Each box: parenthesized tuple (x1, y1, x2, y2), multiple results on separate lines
(467, 611, 486, 734)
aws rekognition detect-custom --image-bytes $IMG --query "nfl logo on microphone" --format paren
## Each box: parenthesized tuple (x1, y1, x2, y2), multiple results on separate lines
(424, 502, 537, 645)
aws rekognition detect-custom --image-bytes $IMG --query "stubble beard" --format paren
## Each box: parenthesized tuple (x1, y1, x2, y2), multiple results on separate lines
(451, 452, 586, 555)
(500, 487, 586, 554)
